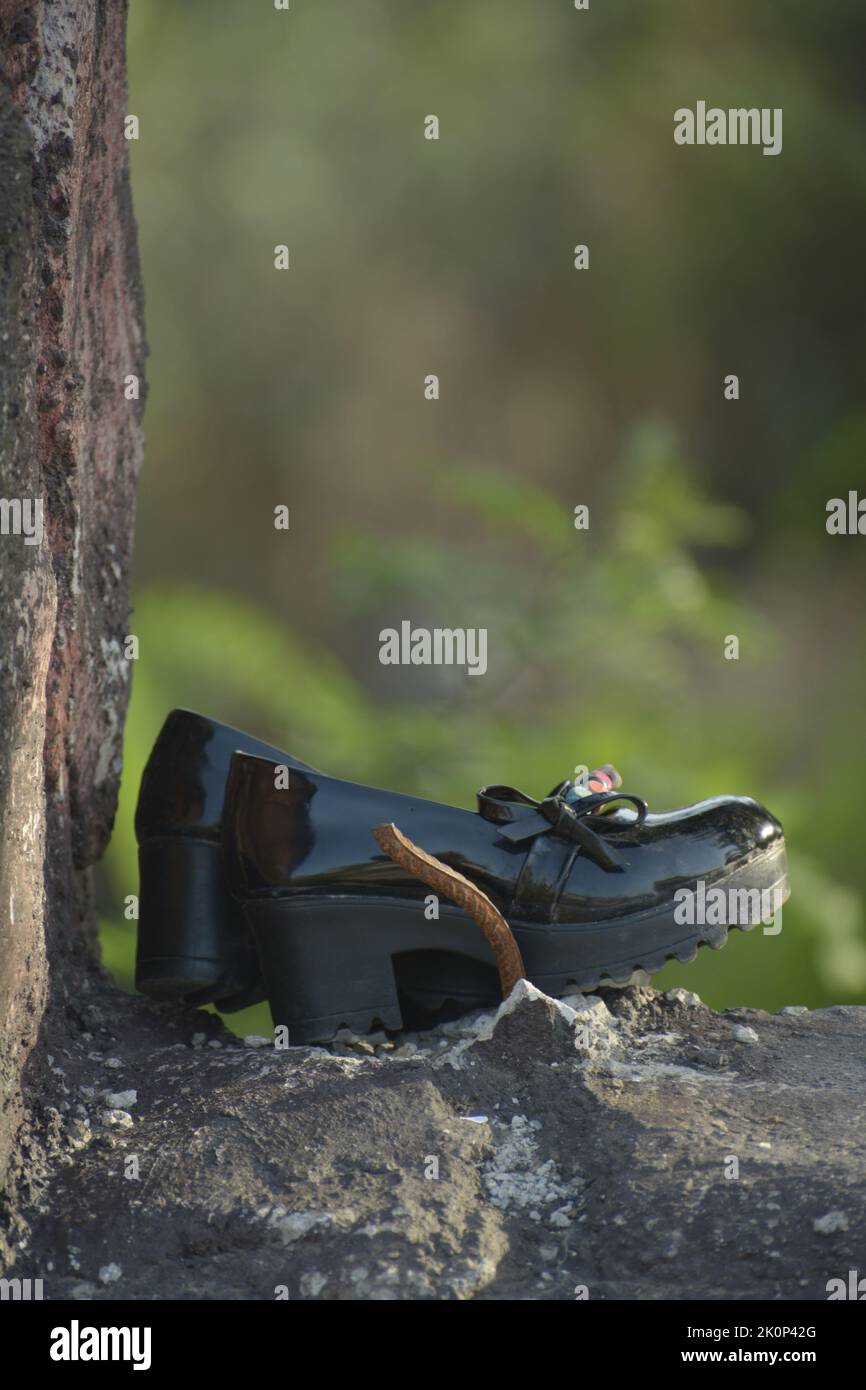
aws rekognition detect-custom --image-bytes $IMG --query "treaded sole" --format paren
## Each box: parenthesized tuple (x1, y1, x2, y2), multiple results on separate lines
(243, 844, 789, 1043)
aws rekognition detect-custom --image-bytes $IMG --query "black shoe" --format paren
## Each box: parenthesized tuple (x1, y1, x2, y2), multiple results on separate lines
(219, 748, 788, 1043)
(134, 709, 317, 1009)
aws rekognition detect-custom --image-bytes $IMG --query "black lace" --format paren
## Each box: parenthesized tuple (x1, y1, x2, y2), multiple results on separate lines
(477, 779, 648, 873)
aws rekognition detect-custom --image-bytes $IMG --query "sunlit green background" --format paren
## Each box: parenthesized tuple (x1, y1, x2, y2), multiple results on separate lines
(100, 0, 866, 1034)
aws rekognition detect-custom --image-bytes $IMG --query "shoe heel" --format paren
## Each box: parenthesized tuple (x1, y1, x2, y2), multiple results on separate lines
(246, 898, 405, 1043)
(135, 837, 263, 1007)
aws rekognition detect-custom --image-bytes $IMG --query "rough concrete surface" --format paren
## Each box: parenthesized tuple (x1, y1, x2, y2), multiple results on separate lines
(6, 977, 866, 1301)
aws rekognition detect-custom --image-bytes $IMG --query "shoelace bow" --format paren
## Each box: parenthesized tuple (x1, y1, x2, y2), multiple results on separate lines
(371, 765, 646, 996)
(477, 768, 647, 873)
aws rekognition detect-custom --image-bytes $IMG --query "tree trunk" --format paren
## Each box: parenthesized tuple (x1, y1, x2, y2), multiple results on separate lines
(0, 0, 145, 1254)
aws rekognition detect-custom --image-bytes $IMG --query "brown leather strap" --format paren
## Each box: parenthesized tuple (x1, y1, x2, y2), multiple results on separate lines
(372, 821, 525, 999)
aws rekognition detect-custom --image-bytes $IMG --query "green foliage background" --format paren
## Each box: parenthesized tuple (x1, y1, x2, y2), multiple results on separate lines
(100, 0, 866, 1034)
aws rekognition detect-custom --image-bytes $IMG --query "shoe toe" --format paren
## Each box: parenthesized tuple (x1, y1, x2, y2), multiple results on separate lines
(710, 794, 785, 860)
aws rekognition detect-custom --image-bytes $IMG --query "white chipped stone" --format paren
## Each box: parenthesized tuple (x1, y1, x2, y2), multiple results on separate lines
(548, 1204, 575, 1228)
(300, 1270, 329, 1298)
(665, 988, 703, 1008)
(267, 1209, 331, 1244)
(100, 1109, 134, 1130)
(432, 979, 619, 1070)
(479, 979, 578, 1039)
(730, 1024, 760, 1044)
(101, 1089, 137, 1109)
(243, 1035, 272, 1049)
(98, 1263, 122, 1284)
(814, 1211, 848, 1235)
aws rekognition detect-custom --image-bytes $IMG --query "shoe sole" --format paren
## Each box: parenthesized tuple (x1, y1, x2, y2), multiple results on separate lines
(244, 841, 788, 1044)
